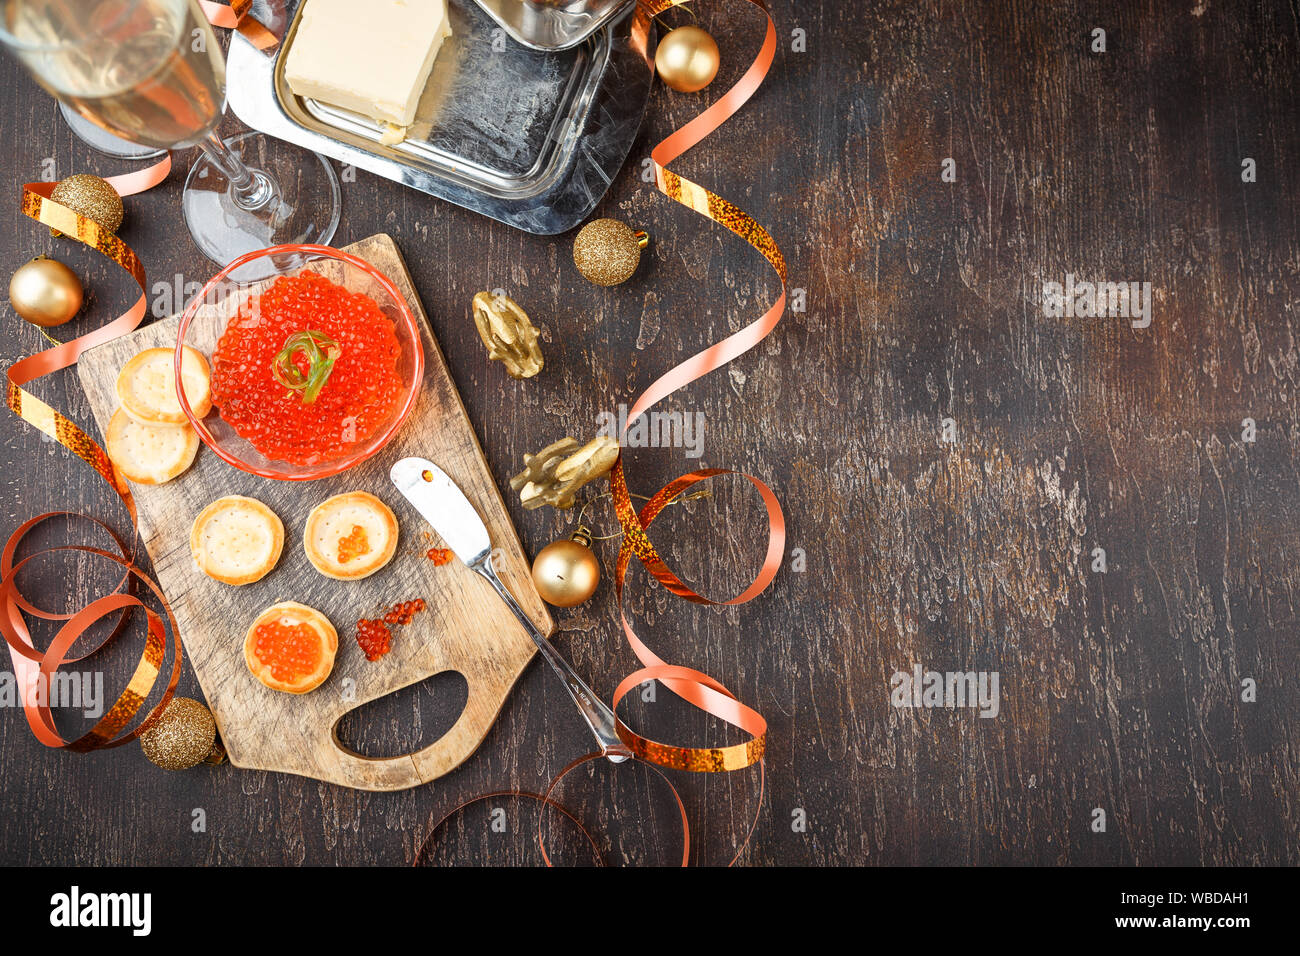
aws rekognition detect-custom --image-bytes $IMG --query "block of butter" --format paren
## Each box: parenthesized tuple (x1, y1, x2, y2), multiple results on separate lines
(284, 0, 452, 130)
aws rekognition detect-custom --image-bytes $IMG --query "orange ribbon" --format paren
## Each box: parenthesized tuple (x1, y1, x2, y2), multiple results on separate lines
(0, 514, 183, 749)
(5, 169, 175, 749)
(3, 1, 273, 750)
(607, 0, 784, 789)
(415, 788, 603, 867)
(413, 752, 690, 867)
(199, 0, 279, 51)
(420, 0, 785, 866)
(10, 161, 171, 524)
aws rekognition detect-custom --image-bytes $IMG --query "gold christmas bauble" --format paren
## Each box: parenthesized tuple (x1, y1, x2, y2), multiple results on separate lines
(532, 531, 600, 607)
(572, 218, 648, 286)
(655, 25, 720, 93)
(50, 173, 124, 237)
(140, 697, 221, 771)
(8, 256, 83, 327)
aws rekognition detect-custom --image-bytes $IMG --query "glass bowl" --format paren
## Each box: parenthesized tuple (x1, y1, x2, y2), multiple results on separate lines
(175, 244, 423, 481)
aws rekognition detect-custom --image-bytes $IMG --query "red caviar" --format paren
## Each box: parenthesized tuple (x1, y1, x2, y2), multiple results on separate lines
(383, 599, 425, 625)
(337, 524, 371, 564)
(425, 547, 452, 566)
(355, 599, 426, 662)
(210, 272, 404, 466)
(253, 620, 325, 684)
(355, 619, 393, 662)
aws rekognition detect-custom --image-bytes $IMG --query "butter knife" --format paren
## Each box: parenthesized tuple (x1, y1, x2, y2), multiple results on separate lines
(390, 457, 632, 762)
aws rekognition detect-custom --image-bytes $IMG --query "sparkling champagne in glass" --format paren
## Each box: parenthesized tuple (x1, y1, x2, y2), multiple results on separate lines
(1, 0, 340, 277)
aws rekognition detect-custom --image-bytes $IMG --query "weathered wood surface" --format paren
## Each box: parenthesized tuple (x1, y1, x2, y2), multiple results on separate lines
(75, 233, 550, 791)
(2, 0, 1297, 864)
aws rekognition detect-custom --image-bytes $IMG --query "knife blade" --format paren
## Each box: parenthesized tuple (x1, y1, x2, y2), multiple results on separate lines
(389, 456, 632, 761)
(389, 457, 491, 565)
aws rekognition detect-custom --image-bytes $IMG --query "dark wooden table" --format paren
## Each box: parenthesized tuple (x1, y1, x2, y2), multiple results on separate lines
(2, 0, 1297, 866)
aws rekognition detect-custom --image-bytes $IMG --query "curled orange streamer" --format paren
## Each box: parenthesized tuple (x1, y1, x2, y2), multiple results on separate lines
(608, 0, 785, 782)
(414, 783, 605, 867)
(10, 161, 171, 523)
(422, 0, 784, 866)
(0, 514, 182, 749)
(199, 0, 279, 51)
(3, 3, 265, 751)
(414, 751, 693, 867)
(5, 170, 176, 749)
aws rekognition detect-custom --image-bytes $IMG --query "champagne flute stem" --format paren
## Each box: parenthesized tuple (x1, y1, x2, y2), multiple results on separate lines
(199, 130, 276, 211)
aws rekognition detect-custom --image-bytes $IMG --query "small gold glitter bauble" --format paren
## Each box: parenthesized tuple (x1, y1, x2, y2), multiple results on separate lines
(8, 256, 83, 327)
(655, 25, 720, 93)
(531, 528, 600, 607)
(140, 697, 221, 771)
(49, 174, 124, 237)
(572, 218, 648, 286)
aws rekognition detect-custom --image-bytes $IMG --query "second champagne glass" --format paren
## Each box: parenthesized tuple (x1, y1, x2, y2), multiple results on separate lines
(60, 100, 167, 159)
(1, 0, 340, 277)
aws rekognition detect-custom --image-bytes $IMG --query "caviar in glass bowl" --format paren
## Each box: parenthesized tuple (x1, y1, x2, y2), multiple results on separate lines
(176, 245, 423, 480)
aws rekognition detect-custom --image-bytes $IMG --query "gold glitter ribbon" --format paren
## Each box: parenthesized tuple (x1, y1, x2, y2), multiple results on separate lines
(607, 0, 785, 784)
(419, 0, 784, 866)
(2, 4, 267, 751)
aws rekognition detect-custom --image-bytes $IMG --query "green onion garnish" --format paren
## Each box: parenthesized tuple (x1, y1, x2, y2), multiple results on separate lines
(272, 330, 341, 404)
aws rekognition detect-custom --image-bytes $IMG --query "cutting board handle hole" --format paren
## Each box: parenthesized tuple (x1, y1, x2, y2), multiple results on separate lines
(331, 670, 469, 759)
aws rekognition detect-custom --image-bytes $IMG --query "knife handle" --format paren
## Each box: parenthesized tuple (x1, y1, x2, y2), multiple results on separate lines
(474, 558, 633, 763)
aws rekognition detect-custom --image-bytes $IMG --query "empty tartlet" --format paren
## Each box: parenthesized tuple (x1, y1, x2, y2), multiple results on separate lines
(117, 345, 212, 425)
(190, 495, 285, 586)
(106, 408, 199, 485)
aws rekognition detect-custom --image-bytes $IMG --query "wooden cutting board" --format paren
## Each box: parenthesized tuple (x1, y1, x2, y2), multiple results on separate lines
(76, 233, 550, 791)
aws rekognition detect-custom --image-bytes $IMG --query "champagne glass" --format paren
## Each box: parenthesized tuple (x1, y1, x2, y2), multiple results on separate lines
(1, 0, 340, 278)
(59, 100, 167, 159)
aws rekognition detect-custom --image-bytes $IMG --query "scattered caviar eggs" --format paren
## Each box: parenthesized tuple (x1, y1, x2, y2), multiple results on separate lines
(355, 599, 426, 663)
(355, 618, 393, 662)
(210, 272, 404, 466)
(384, 599, 425, 625)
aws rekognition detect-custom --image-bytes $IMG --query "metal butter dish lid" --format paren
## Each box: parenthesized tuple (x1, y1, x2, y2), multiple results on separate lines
(468, 0, 637, 51)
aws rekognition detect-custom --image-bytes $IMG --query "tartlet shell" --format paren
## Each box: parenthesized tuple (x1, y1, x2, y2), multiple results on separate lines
(116, 345, 212, 425)
(190, 495, 285, 586)
(105, 407, 199, 485)
(303, 491, 399, 580)
(243, 601, 338, 694)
